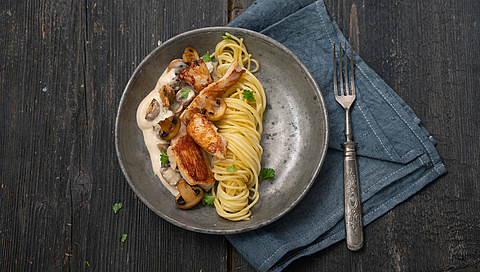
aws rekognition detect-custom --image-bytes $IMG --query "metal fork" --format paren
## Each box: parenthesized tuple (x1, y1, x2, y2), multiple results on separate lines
(334, 42, 363, 251)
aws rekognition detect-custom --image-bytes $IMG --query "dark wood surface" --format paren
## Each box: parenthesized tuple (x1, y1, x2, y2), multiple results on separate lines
(1, 0, 479, 271)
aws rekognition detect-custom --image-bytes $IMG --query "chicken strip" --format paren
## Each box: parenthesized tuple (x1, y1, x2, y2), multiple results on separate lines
(180, 60, 245, 123)
(178, 59, 211, 92)
(167, 125, 216, 190)
(187, 113, 227, 160)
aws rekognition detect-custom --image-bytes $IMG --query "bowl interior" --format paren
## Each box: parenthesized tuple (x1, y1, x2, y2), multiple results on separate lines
(116, 27, 329, 234)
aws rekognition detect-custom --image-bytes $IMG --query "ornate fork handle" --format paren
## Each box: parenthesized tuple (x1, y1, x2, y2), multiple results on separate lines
(342, 140, 363, 251)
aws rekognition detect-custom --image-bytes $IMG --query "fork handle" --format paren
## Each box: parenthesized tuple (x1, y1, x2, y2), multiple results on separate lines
(341, 141, 364, 251)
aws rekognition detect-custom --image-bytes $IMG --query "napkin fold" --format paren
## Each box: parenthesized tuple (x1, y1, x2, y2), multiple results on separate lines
(226, 0, 447, 271)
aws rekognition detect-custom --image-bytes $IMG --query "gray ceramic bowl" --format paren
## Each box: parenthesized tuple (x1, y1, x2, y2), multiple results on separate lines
(115, 27, 329, 234)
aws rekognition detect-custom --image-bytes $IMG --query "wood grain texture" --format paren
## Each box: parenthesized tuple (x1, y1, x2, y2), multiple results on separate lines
(1, 0, 480, 271)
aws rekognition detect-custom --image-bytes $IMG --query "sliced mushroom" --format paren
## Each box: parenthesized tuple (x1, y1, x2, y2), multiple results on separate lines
(159, 85, 175, 108)
(167, 59, 188, 75)
(145, 98, 161, 121)
(182, 47, 200, 64)
(203, 97, 227, 121)
(161, 167, 182, 186)
(157, 115, 181, 140)
(175, 179, 203, 209)
(171, 87, 196, 115)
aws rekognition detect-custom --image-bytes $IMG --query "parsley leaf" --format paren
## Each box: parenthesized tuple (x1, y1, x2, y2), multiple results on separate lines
(222, 34, 231, 40)
(160, 148, 168, 167)
(112, 203, 122, 214)
(201, 52, 211, 62)
(242, 90, 256, 102)
(260, 168, 275, 182)
(227, 164, 237, 173)
(202, 193, 216, 205)
(181, 88, 191, 99)
(118, 234, 127, 243)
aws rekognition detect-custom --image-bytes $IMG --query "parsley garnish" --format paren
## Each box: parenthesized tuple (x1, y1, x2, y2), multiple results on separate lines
(118, 234, 127, 243)
(260, 168, 275, 182)
(112, 203, 122, 214)
(242, 90, 256, 102)
(222, 34, 231, 40)
(160, 148, 168, 167)
(201, 52, 211, 62)
(181, 88, 191, 99)
(227, 164, 237, 173)
(202, 193, 216, 205)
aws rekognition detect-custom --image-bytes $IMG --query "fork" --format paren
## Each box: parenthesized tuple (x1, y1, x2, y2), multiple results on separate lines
(334, 42, 364, 251)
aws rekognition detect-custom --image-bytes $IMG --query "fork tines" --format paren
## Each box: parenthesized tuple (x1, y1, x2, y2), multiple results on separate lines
(333, 42, 355, 98)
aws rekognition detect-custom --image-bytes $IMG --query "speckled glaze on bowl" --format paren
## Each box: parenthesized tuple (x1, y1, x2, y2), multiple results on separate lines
(115, 27, 329, 234)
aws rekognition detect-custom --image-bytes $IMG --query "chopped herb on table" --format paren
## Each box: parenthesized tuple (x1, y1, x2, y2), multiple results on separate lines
(112, 203, 122, 214)
(118, 234, 127, 243)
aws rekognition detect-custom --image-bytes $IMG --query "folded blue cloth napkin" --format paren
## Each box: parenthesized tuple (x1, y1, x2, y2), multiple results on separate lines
(226, 0, 447, 271)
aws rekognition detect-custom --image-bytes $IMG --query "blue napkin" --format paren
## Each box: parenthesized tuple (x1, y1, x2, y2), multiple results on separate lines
(226, 0, 447, 271)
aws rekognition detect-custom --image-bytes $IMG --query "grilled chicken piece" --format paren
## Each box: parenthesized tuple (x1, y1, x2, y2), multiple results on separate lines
(167, 125, 216, 190)
(180, 61, 245, 123)
(178, 59, 211, 92)
(187, 113, 227, 160)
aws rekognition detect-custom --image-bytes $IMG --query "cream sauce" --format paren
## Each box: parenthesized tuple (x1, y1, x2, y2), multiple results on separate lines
(136, 67, 179, 196)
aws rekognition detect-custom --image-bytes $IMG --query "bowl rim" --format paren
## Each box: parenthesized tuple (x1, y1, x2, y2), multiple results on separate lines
(115, 26, 329, 234)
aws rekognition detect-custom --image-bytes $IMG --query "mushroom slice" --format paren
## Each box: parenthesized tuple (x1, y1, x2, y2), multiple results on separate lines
(175, 179, 203, 209)
(203, 97, 227, 121)
(158, 115, 181, 141)
(178, 59, 211, 92)
(182, 47, 200, 64)
(159, 85, 175, 108)
(161, 168, 182, 186)
(145, 98, 161, 121)
(171, 87, 196, 115)
(187, 113, 227, 160)
(167, 59, 188, 75)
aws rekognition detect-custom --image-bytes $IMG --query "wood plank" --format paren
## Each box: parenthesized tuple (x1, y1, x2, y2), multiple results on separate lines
(77, 0, 229, 271)
(0, 0, 86, 270)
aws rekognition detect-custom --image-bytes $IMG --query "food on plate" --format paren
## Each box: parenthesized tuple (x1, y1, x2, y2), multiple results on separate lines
(167, 124, 216, 190)
(187, 113, 227, 160)
(136, 33, 267, 221)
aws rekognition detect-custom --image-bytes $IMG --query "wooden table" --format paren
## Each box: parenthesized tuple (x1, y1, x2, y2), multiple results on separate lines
(2, 0, 479, 271)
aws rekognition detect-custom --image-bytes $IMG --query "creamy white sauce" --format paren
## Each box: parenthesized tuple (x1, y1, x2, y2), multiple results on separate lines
(136, 67, 179, 196)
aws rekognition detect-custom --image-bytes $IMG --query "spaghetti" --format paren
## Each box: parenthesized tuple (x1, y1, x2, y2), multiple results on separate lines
(210, 34, 266, 221)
